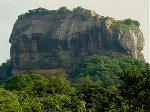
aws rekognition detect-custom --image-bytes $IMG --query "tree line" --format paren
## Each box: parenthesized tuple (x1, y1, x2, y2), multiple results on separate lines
(0, 55, 149, 111)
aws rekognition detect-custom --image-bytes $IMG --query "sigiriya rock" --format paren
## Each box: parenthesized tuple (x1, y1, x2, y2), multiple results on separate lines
(9, 7, 144, 75)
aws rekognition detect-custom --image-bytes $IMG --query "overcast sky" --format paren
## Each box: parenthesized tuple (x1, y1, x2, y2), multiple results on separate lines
(0, 0, 149, 64)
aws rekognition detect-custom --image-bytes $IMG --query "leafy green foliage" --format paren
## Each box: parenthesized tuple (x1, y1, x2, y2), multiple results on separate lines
(76, 67, 150, 112)
(71, 55, 147, 87)
(4, 73, 46, 91)
(46, 75, 75, 95)
(104, 16, 140, 30)
(18, 7, 56, 19)
(21, 97, 44, 112)
(1, 73, 85, 112)
(73, 6, 84, 11)
(41, 94, 71, 111)
(18, 6, 70, 19)
(77, 83, 131, 112)
(0, 55, 149, 111)
(119, 68, 150, 111)
(58, 6, 70, 14)
(77, 83, 109, 111)
(124, 18, 140, 26)
(0, 60, 12, 80)
(0, 88, 22, 111)
(114, 18, 140, 30)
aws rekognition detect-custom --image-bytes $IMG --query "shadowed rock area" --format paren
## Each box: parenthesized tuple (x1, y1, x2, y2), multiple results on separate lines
(9, 7, 144, 74)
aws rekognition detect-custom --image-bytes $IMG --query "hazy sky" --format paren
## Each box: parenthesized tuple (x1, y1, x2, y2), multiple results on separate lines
(0, 0, 149, 64)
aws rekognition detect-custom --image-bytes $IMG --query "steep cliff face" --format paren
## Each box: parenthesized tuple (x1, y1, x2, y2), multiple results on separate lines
(9, 8, 144, 74)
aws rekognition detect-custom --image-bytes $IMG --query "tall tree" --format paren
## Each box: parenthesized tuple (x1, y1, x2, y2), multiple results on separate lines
(119, 68, 150, 111)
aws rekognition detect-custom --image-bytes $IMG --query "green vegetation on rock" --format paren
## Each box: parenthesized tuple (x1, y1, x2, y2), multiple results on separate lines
(104, 16, 140, 30)
(18, 7, 56, 19)
(73, 6, 84, 11)
(114, 18, 140, 30)
(58, 6, 70, 14)
(18, 6, 71, 19)
(18, 7, 140, 32)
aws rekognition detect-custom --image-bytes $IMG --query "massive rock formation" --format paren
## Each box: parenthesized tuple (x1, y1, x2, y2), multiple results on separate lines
(9, 7, 144, 74)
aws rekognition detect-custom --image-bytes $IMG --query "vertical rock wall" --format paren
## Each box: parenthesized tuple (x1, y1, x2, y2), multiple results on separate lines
(9, 8, 144, 74)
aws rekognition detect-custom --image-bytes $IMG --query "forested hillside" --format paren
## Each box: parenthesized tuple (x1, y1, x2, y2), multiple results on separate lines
(0, 56, 149, 112)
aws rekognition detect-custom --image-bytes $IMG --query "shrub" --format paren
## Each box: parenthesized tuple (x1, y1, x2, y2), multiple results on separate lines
(4, 73, 46, 91)
(58, 6, 70, 14)
(0, 88, 22, 111)
(73, 6, 84, 11)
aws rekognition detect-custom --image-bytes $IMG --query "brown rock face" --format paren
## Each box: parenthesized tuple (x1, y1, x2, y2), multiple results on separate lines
(9, 8, 144, 74)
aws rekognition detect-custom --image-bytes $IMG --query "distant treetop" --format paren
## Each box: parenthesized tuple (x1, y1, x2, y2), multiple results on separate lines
(18, 6, 71, 19)
(18, 6, 140, 30)
(73, 6, 84, 11)
(58, 6, 70, 13)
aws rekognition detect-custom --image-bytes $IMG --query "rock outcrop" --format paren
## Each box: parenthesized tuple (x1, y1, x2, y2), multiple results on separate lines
(9, 7, 144, 74)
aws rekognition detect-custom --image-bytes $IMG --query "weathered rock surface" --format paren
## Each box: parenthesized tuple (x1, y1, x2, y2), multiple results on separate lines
(9, 8, 144, 74)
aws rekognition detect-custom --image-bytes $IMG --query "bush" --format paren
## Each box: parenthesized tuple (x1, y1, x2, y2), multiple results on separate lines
(58, 6, 70, 14)
(0, 88, 22, 111)
(21, 97, 44, 112)
(47, 75, 75, 95)
(18, 7, 71, 19)
(18, 7, 57, 19)
(4, 73, 46, 91)
(73, 6, 84, 11)
(114, 18, 140, 30)
(41, 94, 71, 111)
(124, 18, 140, 26)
